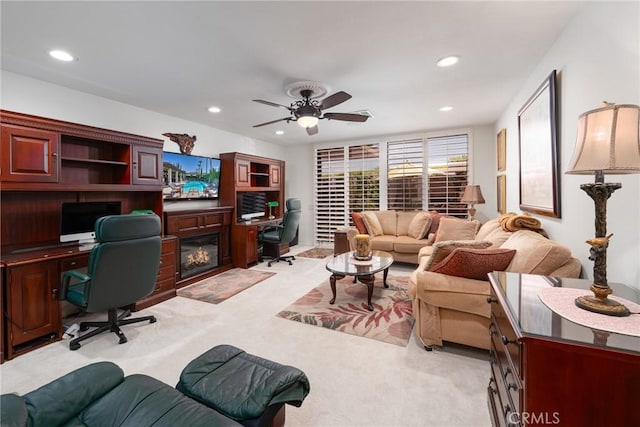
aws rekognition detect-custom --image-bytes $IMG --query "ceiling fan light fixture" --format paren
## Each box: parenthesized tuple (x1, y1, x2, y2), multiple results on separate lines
(297, 115, 319, 128)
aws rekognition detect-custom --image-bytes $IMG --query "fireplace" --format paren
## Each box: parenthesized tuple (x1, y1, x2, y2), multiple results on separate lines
(180, 233, 219, 280)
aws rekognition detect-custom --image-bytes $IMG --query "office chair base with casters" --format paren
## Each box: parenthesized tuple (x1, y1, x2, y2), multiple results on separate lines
(69, 308, 157, 350)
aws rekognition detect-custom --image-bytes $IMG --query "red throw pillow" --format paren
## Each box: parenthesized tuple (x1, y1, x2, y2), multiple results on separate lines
(351, 212, 368, 234)
(430, 248, 516, 281)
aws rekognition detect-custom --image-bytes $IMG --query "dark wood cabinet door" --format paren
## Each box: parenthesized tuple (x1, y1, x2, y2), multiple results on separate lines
(236, 159, 251, 187)
(1, 125, 59, 182)
(6, 261, 60, 348)
(269, 164, 281, 187)
(132, 146, 162, 185)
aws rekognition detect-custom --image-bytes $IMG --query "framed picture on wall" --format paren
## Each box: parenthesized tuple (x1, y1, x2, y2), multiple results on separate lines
(517, 70, 561, 218)
(497, 175, 506, 214)
(497, 128, 506, 172)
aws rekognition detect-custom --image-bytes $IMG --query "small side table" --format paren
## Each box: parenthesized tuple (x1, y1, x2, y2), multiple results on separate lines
(333, 229, 351, 255)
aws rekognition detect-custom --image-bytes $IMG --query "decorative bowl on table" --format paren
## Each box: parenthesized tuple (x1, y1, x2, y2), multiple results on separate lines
(352, 251, 373, 261)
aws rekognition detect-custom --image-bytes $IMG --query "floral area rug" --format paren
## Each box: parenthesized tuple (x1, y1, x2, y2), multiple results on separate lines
(294, 247, 334, 259)
(177, 269, 276, 304)
(277, 275, 414, 346)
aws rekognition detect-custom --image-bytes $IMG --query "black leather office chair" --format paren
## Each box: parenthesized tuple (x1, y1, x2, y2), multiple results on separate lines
(259, 198, 301, 267)
(60, 214, 162, 350)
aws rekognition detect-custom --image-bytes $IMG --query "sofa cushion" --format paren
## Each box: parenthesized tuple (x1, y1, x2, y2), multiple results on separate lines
(81, 374, 240, 426)
(23, 362, 124, 427)
(397, 211, 417, 236)
(430, 248, 517, 281)
(394, 235, 431, 254)
(351, 212, 368, 234)
(434, 217, 480, 242)
(370, 235, 395, 252)
(408, 212, 432, 239)
(425, 240, 492, 270)
(375, 210, 397, 236)
(362, 211, 384, 236)
(475, 218, 513, 248)
(500, 230, 572, 275)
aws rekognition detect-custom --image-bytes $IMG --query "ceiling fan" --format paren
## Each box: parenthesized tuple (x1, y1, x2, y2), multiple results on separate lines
(252, 89, 369, 135)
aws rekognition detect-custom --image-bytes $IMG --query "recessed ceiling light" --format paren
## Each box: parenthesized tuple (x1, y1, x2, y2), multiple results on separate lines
(49, 50, 75, 62)
(440, 106, 454, 112)
(275, 130, 284, 135)
(436, 56, 459, 67)
(207, 106, 221, 113)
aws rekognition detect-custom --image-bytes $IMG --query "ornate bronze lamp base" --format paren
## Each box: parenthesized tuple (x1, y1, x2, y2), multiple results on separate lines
(575, 284, 630, 317)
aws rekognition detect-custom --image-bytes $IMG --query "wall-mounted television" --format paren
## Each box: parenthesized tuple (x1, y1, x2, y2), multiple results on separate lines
(60, 201, 122, 246)
(163, 152, 221, 200)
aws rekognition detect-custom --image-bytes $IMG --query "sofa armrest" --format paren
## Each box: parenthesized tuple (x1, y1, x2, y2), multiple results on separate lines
(0, 394, 28, 427)
(414, 270, 490, 296)
(23, 362, 124, 426)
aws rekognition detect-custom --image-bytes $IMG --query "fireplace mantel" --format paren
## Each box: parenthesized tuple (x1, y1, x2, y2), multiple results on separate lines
(164, 206, 233, 288)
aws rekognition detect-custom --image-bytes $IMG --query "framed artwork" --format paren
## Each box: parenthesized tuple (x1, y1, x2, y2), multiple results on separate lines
(497, 175, 506, 214)
(497, 128, 506, 172)
(517, 70, 560, 218)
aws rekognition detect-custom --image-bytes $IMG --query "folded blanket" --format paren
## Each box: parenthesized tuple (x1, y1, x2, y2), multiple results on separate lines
(499, 212, 548, 238)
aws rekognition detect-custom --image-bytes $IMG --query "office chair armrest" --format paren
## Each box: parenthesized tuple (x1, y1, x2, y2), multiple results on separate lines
(60, 270, 90, 300)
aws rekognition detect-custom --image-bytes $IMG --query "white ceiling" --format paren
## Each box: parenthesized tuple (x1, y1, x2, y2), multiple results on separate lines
(1, 1, 584, 145)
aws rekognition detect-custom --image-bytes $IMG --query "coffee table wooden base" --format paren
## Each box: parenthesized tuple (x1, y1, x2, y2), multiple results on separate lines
(329, 269, 389, 311)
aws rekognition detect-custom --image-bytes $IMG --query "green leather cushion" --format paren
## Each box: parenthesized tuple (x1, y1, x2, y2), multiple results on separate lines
(0, 394, 28, 427)
(79, 374, 241, 426)
(176, 345, 310, 421)
(23, 362, 124, 426)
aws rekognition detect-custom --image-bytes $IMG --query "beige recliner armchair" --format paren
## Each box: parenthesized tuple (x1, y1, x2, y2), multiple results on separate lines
(408, 218, 581, 350)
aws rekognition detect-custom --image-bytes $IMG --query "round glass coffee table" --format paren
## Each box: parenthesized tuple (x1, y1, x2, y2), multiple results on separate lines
(325, 250, 394, 311)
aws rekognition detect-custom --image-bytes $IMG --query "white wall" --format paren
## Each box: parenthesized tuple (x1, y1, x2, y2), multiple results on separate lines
(495, 1, 640, 289)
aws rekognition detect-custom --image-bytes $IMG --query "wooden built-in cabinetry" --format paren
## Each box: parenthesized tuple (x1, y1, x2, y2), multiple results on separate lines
(220, 152, 285, 268)
(164, 207, 233, 288)
(0, 110, 168, 360)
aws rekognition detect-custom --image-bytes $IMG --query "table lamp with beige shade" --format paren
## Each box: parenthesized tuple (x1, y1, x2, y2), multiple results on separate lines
(565, 102, 640, 317)
(460, 185, 485, 221)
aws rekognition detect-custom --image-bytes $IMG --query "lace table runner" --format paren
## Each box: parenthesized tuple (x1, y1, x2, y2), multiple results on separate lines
(538, 287, 640, 337)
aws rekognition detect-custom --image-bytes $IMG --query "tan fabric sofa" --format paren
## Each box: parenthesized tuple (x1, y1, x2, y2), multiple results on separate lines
(408, 218, 581, 350)
(359, 210, 435, 264)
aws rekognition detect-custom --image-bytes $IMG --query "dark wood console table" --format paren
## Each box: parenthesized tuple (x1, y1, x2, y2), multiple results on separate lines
(487, 272, 640, 426)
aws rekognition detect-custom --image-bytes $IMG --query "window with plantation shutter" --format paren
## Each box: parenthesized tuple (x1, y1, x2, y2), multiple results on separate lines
(314, 147, 346, 243)
(427, 134, 469, 218)
(387, 139, 424, 210)
(349, 144, 380, 213)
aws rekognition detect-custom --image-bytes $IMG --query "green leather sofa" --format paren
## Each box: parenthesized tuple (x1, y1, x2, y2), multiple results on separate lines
(1, 345, 310, 427)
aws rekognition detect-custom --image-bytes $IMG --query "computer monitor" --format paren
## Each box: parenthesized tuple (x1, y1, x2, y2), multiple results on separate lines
(60, 201, 121, 245)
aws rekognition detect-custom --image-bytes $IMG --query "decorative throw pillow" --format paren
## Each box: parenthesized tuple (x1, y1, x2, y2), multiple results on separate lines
(430, 248, 517, 281)
(408, 212, 433, 239)
(434, 217, 480, 243)
(351, 212, 368, 234)
(428, 211, 442, 235)
(424, 239, 492, 271)
(362, 211, 384, 237)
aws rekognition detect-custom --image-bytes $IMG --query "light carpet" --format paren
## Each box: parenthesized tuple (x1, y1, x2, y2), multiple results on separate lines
(277, 274, 414, 346)
(293, 247, 334, 259)
(177, 268, 275, 304)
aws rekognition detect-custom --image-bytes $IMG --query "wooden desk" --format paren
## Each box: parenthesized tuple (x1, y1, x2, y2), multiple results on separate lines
(1, 237, 177, 360)
(487, 272, 640, 426)
(232, 217, 282, 268)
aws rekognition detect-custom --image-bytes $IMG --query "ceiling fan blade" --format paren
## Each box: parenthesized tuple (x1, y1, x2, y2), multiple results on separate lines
(306, 125, 319, 136)
(253, 117, 290, 128)
(320, 91, 352, 110)
(323, 112, 369, 122)
(253, 99, 293, 111)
